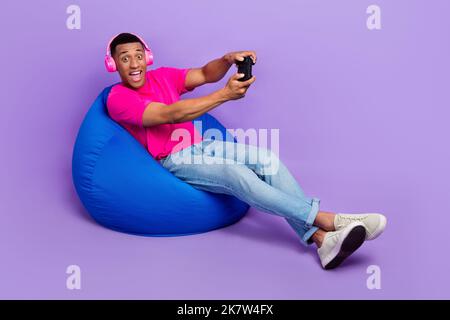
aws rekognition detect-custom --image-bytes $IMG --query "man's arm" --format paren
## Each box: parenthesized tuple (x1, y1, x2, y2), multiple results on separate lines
(185, 56, 232, 91)
(142, 89, 228, 127)
(185, 51, 257, 90)
(142, 73, 256, 127)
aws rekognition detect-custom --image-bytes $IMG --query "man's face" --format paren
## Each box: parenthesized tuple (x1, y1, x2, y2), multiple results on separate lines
(113, 42, 147, 89)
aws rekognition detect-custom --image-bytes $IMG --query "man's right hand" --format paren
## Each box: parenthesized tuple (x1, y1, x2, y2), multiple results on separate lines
(221, 73, 256, 101)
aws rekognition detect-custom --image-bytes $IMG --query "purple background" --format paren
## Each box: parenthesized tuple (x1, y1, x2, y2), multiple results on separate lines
(1, 0, 449, 299)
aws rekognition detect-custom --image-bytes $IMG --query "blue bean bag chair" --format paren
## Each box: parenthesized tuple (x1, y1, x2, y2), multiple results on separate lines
(72, 85, 249, 236)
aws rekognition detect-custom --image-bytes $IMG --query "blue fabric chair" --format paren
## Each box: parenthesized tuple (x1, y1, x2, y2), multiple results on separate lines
(72, 86, 249, 236)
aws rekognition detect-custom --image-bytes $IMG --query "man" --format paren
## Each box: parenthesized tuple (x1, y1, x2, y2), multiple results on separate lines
(106, 33, 387, 269)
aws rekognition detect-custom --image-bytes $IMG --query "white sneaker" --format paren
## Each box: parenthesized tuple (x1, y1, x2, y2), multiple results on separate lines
(317, 221, 366, 270)
(334, 213, 387, 241)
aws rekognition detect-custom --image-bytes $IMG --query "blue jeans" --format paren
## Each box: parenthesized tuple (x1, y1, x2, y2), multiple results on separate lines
(158, 139, 320, 245)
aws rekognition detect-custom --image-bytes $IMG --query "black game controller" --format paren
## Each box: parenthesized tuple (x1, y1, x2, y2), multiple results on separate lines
(236, 56, 255, 81)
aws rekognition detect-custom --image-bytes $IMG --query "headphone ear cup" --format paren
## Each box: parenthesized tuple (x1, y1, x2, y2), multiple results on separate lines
(104, 56, 117, 72)
(145, 48, 154, 66)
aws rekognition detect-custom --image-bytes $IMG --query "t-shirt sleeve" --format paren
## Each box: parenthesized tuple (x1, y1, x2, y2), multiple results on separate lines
(161, 67, 194, 95)
(106, 85, 147, 127)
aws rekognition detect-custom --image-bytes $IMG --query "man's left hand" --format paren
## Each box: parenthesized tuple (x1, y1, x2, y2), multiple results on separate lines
(224, 51, 257, 65)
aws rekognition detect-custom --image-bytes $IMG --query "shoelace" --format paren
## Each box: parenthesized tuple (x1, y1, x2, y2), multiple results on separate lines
(336, 215, 368, 228)
(339, 215, 367, 222)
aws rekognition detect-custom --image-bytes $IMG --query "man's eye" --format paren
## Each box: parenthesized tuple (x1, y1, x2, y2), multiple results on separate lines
(137, 54, 143, 59)
(122, 57, 128, 62)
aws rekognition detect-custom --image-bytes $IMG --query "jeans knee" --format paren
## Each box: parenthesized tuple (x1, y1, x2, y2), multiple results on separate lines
(256, 148, 280, 175)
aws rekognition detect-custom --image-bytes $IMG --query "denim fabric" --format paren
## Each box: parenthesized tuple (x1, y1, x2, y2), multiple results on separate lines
(159, 139, 320, 245)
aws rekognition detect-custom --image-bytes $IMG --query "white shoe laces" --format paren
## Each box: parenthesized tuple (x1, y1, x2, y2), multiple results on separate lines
(339, 215, 367, 222)
(336, 215, 368, 229)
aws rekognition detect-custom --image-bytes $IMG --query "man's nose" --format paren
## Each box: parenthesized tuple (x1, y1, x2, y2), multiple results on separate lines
(130, 58, 139, 68)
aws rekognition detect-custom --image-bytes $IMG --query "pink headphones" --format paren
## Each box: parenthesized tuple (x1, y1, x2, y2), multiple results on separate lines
(104, 33, 154, 72)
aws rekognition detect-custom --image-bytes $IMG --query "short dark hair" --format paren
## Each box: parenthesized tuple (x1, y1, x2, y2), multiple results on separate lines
(110, 33, 144, 57)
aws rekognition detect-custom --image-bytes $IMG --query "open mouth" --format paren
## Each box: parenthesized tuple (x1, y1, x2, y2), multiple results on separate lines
(129, 70, 142, 82)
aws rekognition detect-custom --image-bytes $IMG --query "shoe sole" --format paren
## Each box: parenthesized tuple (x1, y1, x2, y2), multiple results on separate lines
(324, 225, 366, 270)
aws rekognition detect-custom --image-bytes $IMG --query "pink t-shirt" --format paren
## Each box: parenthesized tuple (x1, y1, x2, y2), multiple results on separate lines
(106, 67, 203, 160)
